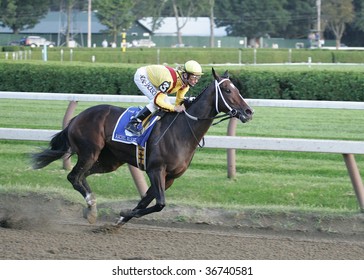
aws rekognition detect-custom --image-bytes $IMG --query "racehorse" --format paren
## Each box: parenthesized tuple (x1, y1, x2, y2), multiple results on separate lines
(32, 68, 254, 226)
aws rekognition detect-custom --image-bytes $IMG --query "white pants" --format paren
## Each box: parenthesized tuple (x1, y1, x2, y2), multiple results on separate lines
(134, 67, 170, 113)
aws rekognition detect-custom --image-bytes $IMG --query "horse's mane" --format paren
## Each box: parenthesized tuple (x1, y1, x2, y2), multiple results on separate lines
(182, 84, 209, 109)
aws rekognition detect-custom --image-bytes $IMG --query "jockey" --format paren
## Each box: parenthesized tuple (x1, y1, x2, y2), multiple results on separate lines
(125, 60, 204, 136)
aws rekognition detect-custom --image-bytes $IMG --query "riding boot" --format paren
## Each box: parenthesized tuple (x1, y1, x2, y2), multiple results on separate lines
(125, 106, 151, 136)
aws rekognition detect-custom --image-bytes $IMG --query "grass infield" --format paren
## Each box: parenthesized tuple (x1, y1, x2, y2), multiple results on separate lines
(0, 98, 363, 213)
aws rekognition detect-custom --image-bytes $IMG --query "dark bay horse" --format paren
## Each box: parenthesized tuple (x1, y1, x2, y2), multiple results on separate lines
(32, 68, 254, 226)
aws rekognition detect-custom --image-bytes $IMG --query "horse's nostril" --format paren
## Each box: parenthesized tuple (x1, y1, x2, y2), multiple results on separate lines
(245, 109, 254, 116)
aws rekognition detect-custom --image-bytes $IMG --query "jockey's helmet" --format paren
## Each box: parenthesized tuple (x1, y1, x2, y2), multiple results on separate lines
(184, 60, 204, 76)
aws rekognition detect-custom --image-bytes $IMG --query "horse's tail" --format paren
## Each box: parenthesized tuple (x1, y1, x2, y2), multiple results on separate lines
(31, 126, 71, 169)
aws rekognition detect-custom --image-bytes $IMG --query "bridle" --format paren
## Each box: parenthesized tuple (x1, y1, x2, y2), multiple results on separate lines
(184, 78, 239, 124)
(183, 78, 240, 147)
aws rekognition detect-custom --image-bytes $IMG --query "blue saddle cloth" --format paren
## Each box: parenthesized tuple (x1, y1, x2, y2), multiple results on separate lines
(111, 107, 159, 147)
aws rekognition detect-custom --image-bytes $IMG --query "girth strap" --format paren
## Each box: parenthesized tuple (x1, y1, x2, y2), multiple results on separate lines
(137, 145, 146, 171)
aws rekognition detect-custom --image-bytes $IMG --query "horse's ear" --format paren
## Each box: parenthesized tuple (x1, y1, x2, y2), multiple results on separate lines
(212, 67, 220, 80)
(222, 70, 229, 79)
(212, 68, 229, 80)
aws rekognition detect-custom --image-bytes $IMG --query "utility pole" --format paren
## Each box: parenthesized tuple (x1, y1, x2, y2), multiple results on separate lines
(316, 0, 321, 48)
(87, 0, 92, 48)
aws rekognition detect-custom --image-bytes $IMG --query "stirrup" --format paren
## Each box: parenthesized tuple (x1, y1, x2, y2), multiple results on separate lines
(125, 121, 143, 136)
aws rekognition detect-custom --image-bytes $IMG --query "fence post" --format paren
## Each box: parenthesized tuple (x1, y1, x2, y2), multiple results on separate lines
(288, 48, 292, 63)
(227, 118, 237, 178)
(62, 101, 78, 170)
(128, 165, 148, 197)
(343, 154, 364, 211)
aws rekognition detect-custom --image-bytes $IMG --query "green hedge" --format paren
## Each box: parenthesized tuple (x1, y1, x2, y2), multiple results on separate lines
(3, 47, 364, 64)
(0, 62, 137, 95)
(230, 69, 364, 101)
(1, 60, 364, 101)
(1, 46, 28, 52)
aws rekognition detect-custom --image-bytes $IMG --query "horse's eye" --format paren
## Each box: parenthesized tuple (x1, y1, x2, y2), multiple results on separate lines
(225, 88, 231, 94)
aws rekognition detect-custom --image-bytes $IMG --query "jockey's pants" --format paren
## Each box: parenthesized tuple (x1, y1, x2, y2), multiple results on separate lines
(134, 67, 170, 113)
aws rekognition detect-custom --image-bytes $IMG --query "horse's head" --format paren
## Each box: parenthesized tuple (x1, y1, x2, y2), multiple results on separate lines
(212, 68, 254, 123)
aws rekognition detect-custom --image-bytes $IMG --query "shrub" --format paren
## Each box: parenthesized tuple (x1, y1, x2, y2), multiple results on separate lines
(1, 60, 364, 101)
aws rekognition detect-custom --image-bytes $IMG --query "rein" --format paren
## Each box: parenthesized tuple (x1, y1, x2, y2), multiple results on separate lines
(154, 111, 206, 148)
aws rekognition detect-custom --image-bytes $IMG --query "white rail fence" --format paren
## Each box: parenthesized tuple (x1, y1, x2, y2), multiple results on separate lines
(1, 91, 364, 210)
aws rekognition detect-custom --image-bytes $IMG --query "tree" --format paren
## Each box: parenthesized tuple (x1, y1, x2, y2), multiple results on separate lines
(208, 0, 216, 47)
(49, 0, 87, 11)
(340, 0, 364, 46)
(0, 0, 49, 34)
(215, 0, 290, 43)
(93, 0, 136, 43)
(353, 0, 364, 30)
(169, 0, 208, 45)
(322, 0, 354, 48)
(130, 0, 217, 47)
(65, 0, 77, 46)
(52, 0, 88, 46)
(282, 0, 316, 39)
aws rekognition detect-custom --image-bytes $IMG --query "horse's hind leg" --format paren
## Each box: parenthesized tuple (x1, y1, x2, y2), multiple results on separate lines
(81, 178, 98, 223)
(81, 147, 125, 224)
(67, 156, 99, 224)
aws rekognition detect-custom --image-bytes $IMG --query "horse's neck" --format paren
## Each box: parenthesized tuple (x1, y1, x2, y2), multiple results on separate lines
(181, 85, 217, 140)
(188, 84, 217, 120)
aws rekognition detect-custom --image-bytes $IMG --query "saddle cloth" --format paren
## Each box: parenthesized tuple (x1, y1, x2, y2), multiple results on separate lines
(111, 107, 160, 170)
(111, 106, 159, 148)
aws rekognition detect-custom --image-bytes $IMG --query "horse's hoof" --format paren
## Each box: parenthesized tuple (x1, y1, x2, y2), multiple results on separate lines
(85, 204, 98, 224)
(119, 209, 132, 217)
(115, 216, 125, 226)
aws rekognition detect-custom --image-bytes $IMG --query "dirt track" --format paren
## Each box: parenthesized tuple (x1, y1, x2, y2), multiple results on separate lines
(1, 193, 364, 260)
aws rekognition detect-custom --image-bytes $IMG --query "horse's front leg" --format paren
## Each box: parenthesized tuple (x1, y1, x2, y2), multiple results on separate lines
(116, 187, 154, 225)
(117, 170, 170, 225)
